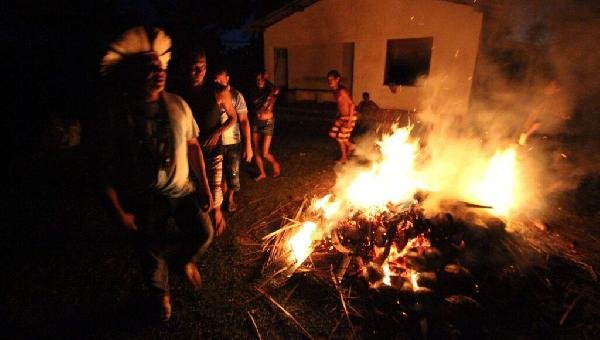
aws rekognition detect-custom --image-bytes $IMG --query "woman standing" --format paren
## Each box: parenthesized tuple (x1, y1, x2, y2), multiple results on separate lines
(249, 70, 281, 181)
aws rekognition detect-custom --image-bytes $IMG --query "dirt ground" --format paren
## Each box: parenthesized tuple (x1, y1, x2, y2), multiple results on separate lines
(5, 110, 600, 339)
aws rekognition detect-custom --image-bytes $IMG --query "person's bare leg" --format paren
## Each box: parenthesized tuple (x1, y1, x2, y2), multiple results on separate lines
(227, 189, 236, 212)
(221, 179, 229, 211)
(213, 207, 226, 236)
(160, 293, 172, 321)
(336, 139, 347, 163)
(183, 262, 202, 289)
(252, 132, 267, 181)
(262, 135, 280, 177)
(222, 178, 228, 197)
(346, 140, 356, 156)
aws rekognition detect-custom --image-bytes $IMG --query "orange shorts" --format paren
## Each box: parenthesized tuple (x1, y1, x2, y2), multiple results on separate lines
(329, 115, 357, 142)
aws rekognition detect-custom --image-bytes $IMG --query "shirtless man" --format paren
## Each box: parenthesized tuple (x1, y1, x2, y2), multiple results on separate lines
(327, 69, 357, 163)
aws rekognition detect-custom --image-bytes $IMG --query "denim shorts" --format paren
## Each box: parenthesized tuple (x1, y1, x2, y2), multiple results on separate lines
(252, 118, 275, 136)
(222, 143, 241, 191)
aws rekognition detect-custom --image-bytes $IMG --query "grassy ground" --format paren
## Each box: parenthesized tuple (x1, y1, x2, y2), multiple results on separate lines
(5, 111, 600, 339)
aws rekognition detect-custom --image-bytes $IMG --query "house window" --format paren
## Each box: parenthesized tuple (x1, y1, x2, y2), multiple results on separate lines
(384, 37, 433, 86)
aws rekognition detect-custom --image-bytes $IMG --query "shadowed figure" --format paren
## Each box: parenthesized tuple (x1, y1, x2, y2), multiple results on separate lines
(93, 26, 214, 321)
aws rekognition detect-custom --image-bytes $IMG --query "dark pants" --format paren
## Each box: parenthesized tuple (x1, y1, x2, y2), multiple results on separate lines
(123, 191, 213, 295)
(222, 143, 241, 192)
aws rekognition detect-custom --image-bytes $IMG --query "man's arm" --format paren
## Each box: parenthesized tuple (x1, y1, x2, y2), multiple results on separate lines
(341, 89, 356, 126)
(105, 185, 137, 231)
(204, 89, 238, 148)
(95, 114, 137, 231)
(238, 110, 253, 162)
(347, 91, 357, 115)
(262, 84, 279, 114)
(234, 91, 253, 162)
(187, 138, 214, 210)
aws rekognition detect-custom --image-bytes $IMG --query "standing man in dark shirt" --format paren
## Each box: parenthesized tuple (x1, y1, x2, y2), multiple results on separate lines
(357, 92, 379, 116)
(95, 27, 213, 321)
(182, 51, 237, 235)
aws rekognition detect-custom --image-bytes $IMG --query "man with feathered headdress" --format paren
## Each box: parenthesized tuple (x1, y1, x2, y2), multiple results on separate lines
(94, 26, 214, 321)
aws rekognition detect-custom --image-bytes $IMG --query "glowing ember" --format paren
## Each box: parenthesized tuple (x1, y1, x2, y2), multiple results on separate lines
(400, 235, 431, 257)
(382, 262, 392, 286)
(289, 221, 317, 264)
(409, 270, 419, 290)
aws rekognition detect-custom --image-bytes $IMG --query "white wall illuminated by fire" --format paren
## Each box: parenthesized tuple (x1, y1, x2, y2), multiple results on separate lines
(263, 0, 483, 115)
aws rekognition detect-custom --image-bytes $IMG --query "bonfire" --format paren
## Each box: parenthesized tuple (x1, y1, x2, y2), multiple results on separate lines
(257, 124, 596, 339)
(262, 124, 517, 282)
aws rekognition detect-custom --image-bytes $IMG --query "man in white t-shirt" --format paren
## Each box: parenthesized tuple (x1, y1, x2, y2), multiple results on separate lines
(214, 66, 253, 212)
(96, 27, 214, 321)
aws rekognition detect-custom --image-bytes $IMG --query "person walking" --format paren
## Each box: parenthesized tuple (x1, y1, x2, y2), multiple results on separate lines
(95, 27, 214, 321)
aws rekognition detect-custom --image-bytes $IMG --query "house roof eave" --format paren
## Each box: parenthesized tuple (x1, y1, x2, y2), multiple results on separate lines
(245, 0, 319, 32)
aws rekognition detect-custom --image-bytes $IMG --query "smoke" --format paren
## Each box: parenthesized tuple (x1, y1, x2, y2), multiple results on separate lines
(322, 0, 599, 222)
(412, 0, 600, 216)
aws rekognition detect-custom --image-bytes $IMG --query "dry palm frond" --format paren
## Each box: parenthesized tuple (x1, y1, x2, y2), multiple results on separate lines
(247, 310, 262, 340)
(256, 287, 314, 339)
(260, 199, 314, 287)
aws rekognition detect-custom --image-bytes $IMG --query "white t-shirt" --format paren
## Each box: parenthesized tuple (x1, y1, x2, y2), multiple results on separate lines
(154, 92, 200, 197)
(221, 86, 248, 145)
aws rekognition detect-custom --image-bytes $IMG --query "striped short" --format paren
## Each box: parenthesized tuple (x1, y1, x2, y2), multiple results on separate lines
(329, 115, 358, 142)
(204, 154, 223, 208)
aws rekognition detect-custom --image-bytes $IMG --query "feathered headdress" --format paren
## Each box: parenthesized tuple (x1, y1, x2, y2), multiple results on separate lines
(100, 26, 172, 75)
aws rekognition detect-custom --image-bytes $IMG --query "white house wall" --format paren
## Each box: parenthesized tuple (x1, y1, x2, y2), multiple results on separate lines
(264, 0, 483, 115)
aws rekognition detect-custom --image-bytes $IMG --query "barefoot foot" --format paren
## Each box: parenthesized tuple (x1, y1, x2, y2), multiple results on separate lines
(227, 200, 237, 213)
(272, 162, 281, 177)
(214, 210, 226, 236)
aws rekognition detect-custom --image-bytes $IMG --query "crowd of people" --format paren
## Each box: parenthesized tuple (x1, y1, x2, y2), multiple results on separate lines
(91, 26, 372, 321)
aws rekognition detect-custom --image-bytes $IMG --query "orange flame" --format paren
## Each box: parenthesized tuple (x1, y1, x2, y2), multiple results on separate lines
(285, 123, 523, 278)
(289, 221, 317, 264)
(345, 126, 424, 211)
(469, 147, 519, 216)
